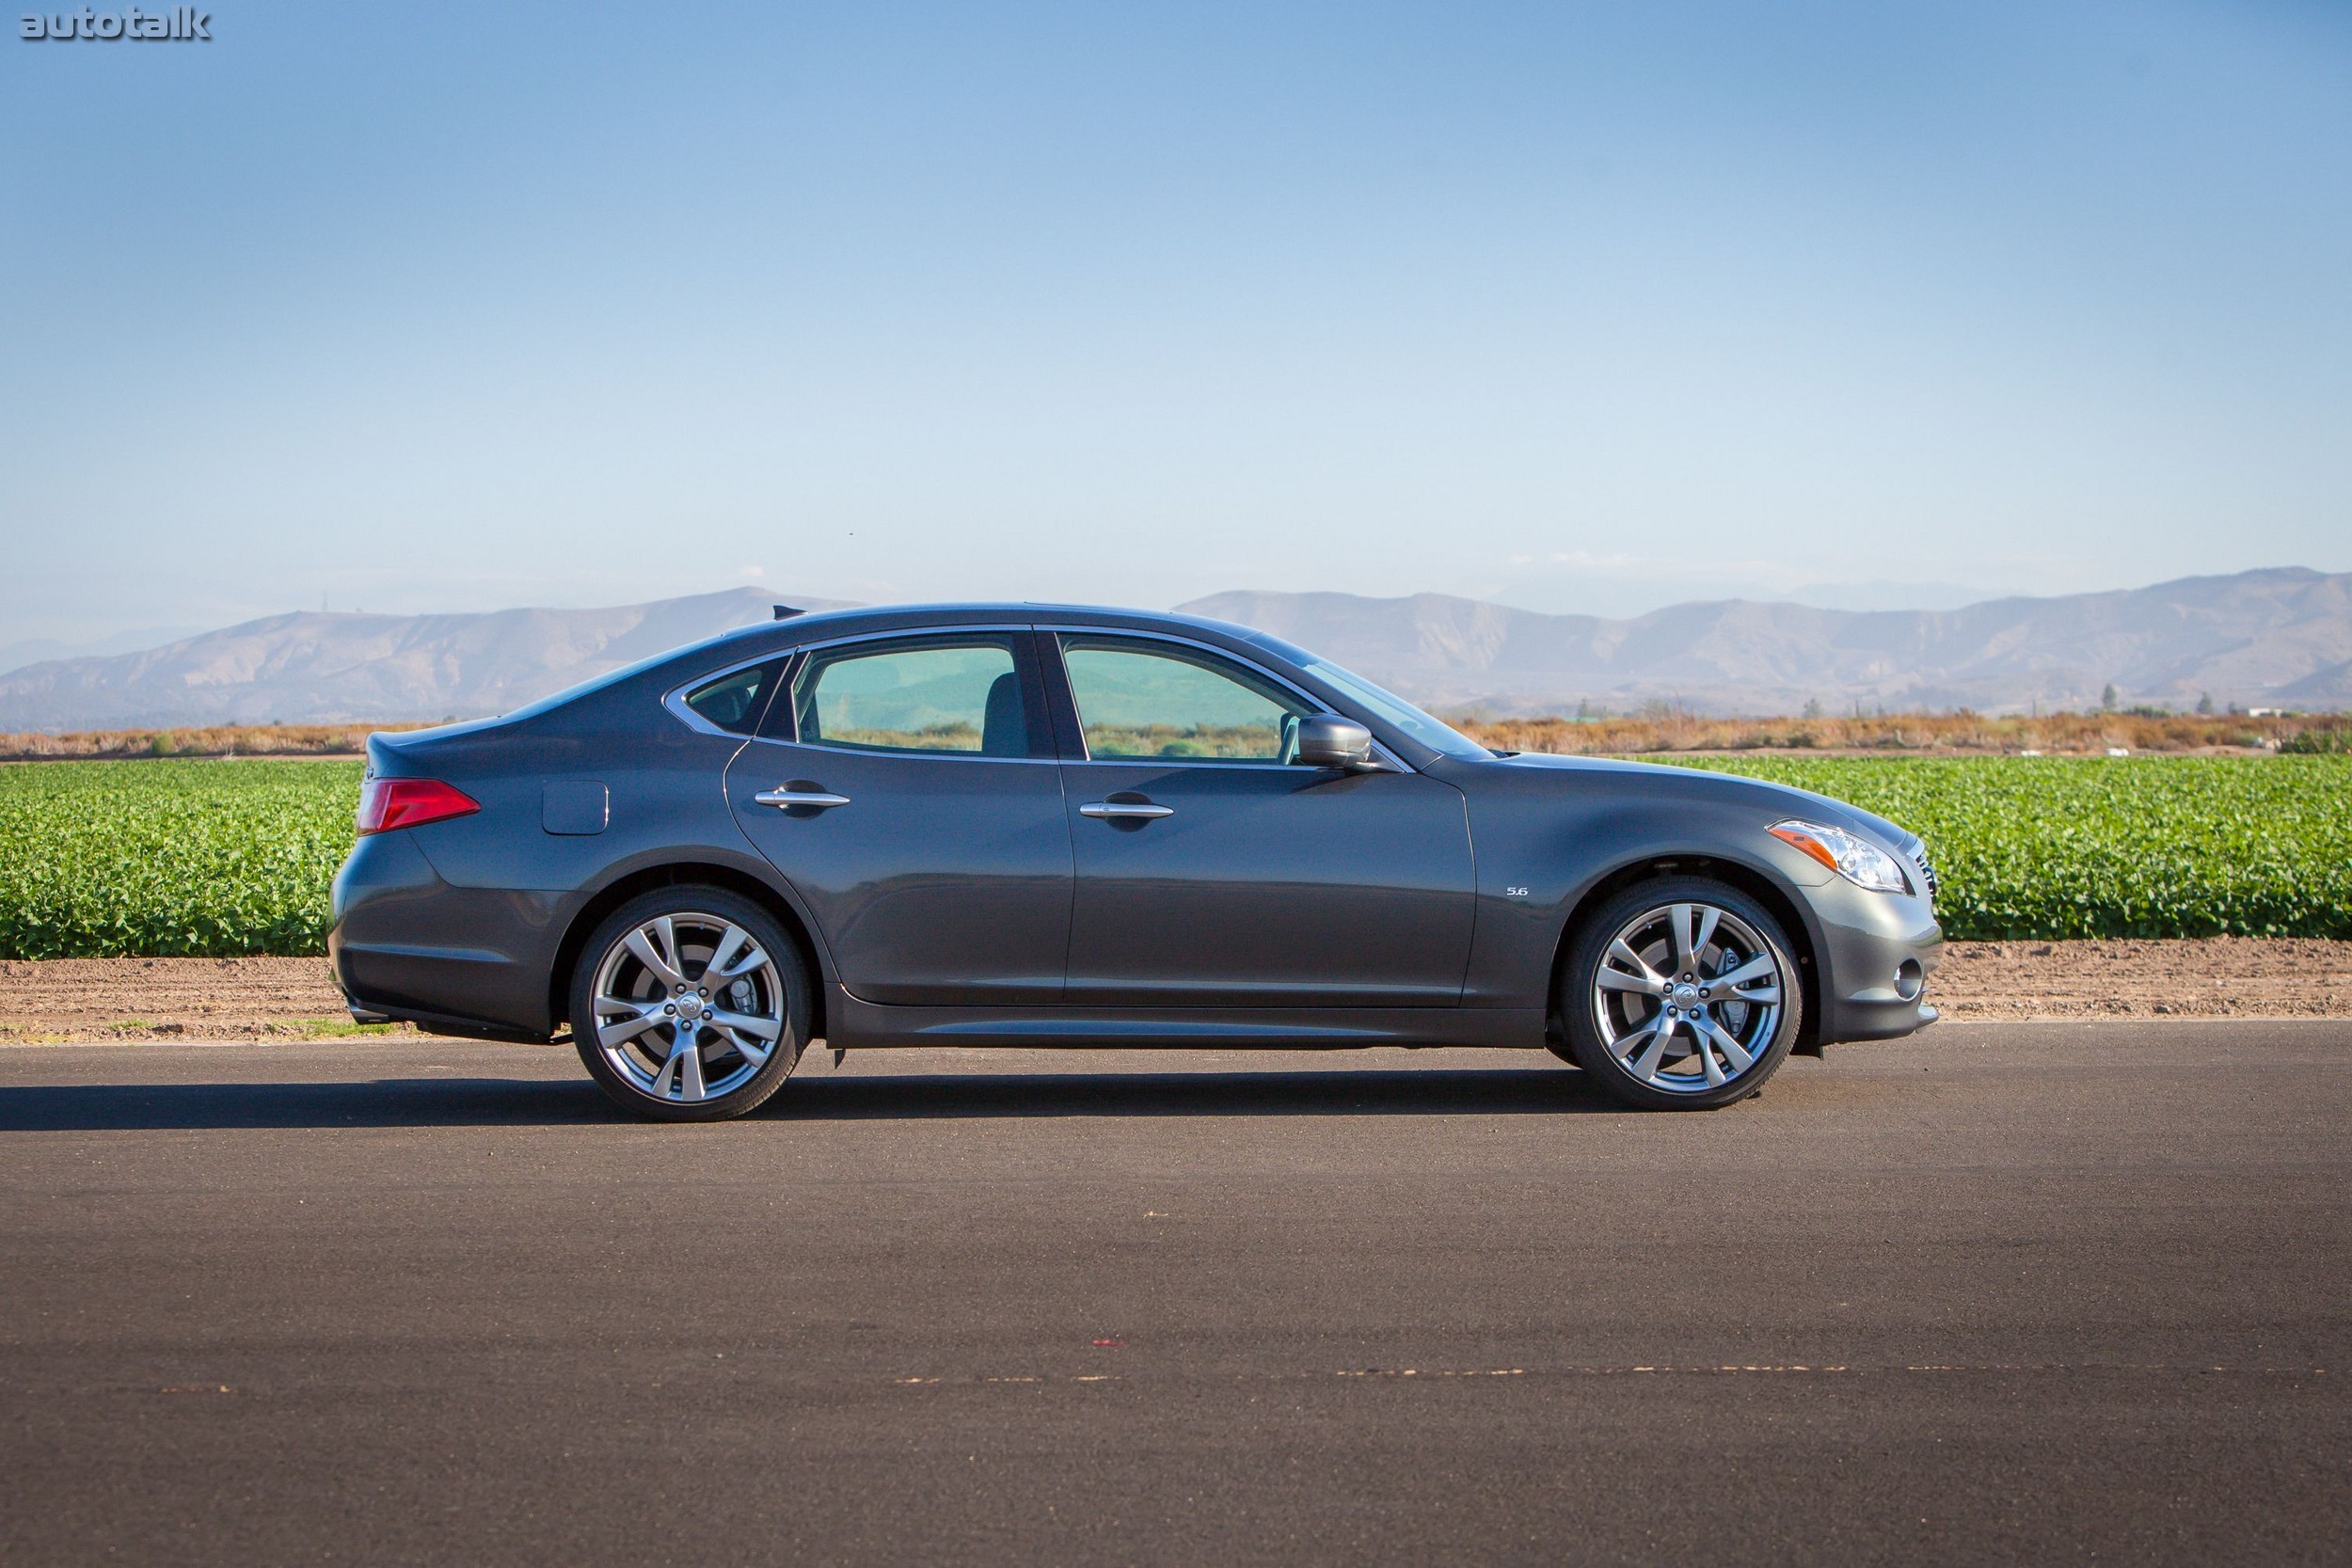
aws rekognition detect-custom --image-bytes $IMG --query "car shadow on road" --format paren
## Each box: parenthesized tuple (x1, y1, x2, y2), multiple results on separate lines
(0, 1077, 614, 1131)
(768, 1068, 1617, 1120)
(0, 1067, 1618, 1131)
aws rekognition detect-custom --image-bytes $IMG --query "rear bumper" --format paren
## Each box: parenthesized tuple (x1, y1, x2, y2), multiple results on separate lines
(328, 832, 566, 1040)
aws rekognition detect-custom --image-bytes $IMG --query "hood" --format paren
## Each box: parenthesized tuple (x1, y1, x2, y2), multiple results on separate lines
(1487, 752, 1923, 852)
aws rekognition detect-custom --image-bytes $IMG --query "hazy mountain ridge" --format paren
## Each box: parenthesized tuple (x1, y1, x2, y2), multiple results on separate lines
(0, 589, 857, 730)
(1, 571, 2344, 731)
(1181, 569, 2352, 716)
(0, 626, 204, 675)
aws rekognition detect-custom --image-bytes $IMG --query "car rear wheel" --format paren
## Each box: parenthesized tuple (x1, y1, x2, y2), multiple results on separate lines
(1555, 877, 1803, 1111)
(569, 888, 810, 1121)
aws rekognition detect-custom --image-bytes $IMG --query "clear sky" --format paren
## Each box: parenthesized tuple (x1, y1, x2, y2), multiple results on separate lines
(3, 0, 2347, 648)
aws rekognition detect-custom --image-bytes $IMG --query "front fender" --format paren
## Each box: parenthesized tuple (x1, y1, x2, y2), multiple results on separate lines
(1454, 785, 1837, 1013)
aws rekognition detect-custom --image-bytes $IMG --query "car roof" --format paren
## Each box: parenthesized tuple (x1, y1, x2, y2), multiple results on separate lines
(737, 601, 1275, 654)
(509, 599, 1473, 769)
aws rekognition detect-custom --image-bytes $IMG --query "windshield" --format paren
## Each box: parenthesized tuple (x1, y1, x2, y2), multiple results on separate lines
(1244, 634, 1491, 760)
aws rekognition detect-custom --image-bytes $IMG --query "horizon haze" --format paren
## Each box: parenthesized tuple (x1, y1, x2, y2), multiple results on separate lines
(4, 565, 2344, 730)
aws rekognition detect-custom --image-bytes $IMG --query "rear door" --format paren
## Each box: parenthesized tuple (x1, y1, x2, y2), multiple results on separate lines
(724, 628, 1073, 1006)
(1048, 632, 1475, 1008)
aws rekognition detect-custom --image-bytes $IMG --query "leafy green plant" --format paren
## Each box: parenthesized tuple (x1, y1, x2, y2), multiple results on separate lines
(1657, 755, 2352, 940)
(2, 754, 2348, 956)
(0, 761, 361, 958)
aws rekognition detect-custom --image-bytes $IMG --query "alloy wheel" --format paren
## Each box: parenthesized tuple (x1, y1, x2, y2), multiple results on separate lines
(589, 912, 787, 1104)
(1590, 900, 1787, 1095)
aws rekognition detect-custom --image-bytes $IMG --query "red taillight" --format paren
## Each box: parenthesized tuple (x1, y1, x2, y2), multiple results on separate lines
(357, 778, 481, 835)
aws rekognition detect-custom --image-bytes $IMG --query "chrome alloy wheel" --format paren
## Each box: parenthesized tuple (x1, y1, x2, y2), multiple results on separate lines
(590, 912, 787, 1104)
(1591, 901, 1787, 1095)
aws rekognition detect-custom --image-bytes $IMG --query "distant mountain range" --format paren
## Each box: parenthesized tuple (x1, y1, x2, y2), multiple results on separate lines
(0, 626, 204, 673)
(1181, 569, 2352, 716)
(1185, 571, 2352, 719)
(0, 589, 856, 732)
(0, 570, 2344, 731)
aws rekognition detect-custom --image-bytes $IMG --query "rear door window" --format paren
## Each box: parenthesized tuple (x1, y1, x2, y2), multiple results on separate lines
(791, 636, 1040, 757)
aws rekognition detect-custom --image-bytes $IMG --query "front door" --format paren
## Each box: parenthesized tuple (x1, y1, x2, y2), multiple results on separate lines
(725, 630, 1072, 1006)
(1051, 633, 1474, 1008)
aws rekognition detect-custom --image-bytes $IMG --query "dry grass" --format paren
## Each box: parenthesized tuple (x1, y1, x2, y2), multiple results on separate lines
(1457, 710, 2347, 756)
(0, 722, 438, 762)
(4, 711, 2344, 761)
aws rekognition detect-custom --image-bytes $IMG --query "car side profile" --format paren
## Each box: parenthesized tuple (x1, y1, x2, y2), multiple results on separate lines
(329, 604, 1942, 1118)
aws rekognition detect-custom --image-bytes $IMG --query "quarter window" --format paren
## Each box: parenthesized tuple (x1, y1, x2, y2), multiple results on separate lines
(792, 637, 1034, 756)
(683, 659, 786, 736)
(1059, 639, 1311, 762)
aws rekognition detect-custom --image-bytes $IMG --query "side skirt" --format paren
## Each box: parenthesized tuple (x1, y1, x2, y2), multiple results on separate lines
(828, 990, 1549, 1051)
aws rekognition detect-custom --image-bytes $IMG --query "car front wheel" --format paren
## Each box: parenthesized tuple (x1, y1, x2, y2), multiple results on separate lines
(1556, 877, 1804, 1111)
(569, 888, 811, 1121)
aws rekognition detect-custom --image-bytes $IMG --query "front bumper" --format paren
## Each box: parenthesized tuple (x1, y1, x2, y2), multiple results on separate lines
(1803, 877, 1944, 1044)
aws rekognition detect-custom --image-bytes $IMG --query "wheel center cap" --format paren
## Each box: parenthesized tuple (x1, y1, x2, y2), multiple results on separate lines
(676, 994, 704, 1020)
(1671, 983, 1700, 1007)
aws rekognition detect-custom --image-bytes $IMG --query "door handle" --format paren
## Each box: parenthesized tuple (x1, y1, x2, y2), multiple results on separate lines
(754, 788, 851, 810)
(1079, 800, 1174, 820)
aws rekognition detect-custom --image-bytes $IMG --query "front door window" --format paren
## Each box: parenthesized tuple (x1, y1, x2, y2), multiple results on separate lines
(1058, 639, 1308, 762)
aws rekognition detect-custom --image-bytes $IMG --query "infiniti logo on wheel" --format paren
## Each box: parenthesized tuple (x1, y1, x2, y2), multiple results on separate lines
(19, 8, 211, 40)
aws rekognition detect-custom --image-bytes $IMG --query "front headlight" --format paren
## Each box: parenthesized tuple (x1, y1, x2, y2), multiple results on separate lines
(1769, 819, 1912, 895)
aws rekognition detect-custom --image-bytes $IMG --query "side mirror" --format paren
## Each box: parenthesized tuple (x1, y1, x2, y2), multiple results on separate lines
(1293, 715, 1375, 769)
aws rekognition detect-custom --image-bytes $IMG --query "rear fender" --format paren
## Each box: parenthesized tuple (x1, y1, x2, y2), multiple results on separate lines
(546, 847, 840, 1041)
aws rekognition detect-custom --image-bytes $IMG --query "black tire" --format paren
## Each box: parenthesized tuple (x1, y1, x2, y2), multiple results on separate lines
(1555, 876, 1804, 1111)
(568, 887, 811, 1122)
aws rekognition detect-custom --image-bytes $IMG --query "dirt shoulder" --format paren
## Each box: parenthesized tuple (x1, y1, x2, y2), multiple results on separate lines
(3, 939, 2349, 1044)
(1930, 937, 2352, 1020)
(0, 958, 406, 1043)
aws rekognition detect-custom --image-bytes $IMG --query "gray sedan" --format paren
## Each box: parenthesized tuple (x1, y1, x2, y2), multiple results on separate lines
(330, 604, 1941, 1118)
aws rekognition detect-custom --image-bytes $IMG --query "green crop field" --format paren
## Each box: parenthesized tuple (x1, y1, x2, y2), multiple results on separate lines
(0, 760, 363, 959)
(0, 755, 2345, 958)
(1655, 755, 2352, 942)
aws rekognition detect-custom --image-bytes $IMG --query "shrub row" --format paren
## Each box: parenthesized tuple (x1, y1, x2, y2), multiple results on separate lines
(0, 755, 2344, 957)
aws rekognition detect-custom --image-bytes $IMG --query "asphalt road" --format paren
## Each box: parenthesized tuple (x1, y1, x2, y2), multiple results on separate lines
(3, 1023, 2347, 1567)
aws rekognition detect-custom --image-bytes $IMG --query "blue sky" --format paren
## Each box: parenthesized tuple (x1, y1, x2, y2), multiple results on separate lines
(3, 1, 2347, 648)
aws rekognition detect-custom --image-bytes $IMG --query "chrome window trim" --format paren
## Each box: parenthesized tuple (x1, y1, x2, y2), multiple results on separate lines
(738, 736, 1059, 767)
(1053, 745, 1412, 774)
(661, 620, 1412, 771)
(661, 651, 796, 740)
(787, 622, 1038, 657)
(1048, 625, 1412, 773)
